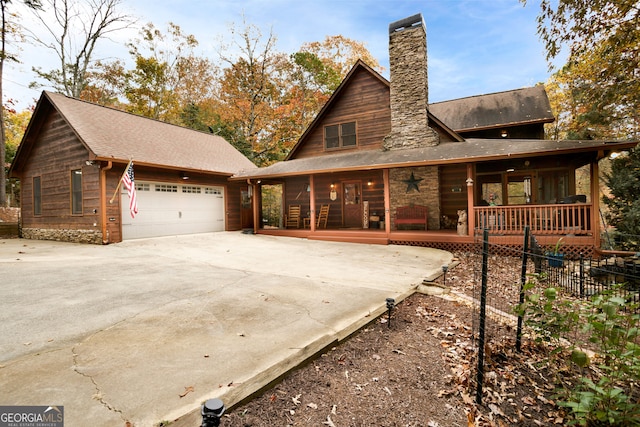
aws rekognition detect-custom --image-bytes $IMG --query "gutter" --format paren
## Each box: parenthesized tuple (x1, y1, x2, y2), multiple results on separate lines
(100, 161, 113, 244)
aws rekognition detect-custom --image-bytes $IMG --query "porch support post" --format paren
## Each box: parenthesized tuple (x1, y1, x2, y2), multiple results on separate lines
(252, 181, 260, 234)
(466, 163, 475, 234)
(591, 161, 600, 249)
(309, 175, 316, 231)
(383, 168, 391, 234)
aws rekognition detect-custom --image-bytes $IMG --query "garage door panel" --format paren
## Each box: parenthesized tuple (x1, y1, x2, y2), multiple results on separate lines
(122, 182, 225, 240)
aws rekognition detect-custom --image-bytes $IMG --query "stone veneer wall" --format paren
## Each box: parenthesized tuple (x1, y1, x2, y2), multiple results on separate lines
(385, 17, 439, 150)
(389, 167, 440, 230)
(22, 228, 103, 244)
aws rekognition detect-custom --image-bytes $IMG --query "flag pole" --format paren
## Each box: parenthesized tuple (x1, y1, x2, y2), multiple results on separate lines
(109, 159, 133, 204)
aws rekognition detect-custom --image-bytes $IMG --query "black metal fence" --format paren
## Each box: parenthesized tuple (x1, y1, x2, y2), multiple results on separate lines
(470, 227, 640, 405)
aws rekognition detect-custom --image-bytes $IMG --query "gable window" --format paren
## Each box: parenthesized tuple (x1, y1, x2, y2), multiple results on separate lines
(33, 176, 42, 216)
(324, 122, 356, 149)
(71, 169, 83, 215)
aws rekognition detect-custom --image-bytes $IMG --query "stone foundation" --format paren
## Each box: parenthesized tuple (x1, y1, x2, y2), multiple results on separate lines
(22, 228, 103, 245)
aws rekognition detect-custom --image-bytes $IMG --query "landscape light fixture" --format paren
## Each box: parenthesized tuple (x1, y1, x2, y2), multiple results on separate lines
(201, 398, 225, 427)
(385, 297, 395, 328)
(442, 265, 448, 285)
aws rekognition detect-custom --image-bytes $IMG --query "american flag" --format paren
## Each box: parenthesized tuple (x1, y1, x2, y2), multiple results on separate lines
(122, 161, 138, 218)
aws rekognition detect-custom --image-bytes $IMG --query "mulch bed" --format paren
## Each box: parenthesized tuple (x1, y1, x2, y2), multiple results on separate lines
(221, 254, 565, 427)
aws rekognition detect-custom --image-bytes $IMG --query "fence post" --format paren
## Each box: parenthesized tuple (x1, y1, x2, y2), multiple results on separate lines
(579, 253, 584, 298)
(516, 226, 530, 352)
(475, 229, 489, 405)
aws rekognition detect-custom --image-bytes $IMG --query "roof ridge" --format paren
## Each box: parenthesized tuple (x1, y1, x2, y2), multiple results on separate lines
(430, 85, 543, 105)
(44, 91, 216, 137)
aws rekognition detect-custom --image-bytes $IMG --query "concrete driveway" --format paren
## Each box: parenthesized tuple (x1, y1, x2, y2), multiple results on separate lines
(0, 232, 452, 426)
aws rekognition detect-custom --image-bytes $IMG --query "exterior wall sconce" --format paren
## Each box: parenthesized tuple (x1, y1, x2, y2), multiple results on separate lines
(180, 172, 189, 180)
(306, 183, 310, 192)
(367, 180, 373, 186)
(501, 129, 508, 138)
(466, 178, 473, 187)
(330, 183, 335, 189)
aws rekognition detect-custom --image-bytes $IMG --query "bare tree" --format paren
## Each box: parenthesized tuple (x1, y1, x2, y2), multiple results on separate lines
(28, 0, 134, 98)
(1, 0, 41, 207)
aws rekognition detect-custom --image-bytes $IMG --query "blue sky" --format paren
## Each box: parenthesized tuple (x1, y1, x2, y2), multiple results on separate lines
(6, 0, 558, 110)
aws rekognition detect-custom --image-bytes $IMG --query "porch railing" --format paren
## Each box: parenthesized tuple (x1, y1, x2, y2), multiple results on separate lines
(474, 203, 593, 235)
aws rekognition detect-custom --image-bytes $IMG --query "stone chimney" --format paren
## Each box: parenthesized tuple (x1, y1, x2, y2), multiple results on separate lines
(384, 13, 439, 150)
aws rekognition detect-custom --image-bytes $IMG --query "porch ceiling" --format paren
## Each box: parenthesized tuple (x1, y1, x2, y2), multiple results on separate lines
(231, 138, 637, 180)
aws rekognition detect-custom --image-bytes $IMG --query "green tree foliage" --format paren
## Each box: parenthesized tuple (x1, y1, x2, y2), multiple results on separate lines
(122, 22, 217, 123)
(602, 148, 640, 250)
(529, 0, 640, 140)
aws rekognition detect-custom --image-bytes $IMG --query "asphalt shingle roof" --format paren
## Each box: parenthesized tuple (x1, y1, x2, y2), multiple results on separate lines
(429, 86, 555, 132)
(233, 138, 637, 179)
(45, 91, 257, 174)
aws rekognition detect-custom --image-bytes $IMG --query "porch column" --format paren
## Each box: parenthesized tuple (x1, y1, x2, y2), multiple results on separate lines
(383, 169, 391, 234)
(591, 161, 600, 248)
(252, 181, 260, 234)
(309, 175, 316, 231)
(466, 164, 475, 234)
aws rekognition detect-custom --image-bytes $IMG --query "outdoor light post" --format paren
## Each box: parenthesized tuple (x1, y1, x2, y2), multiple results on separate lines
(385, 298, 395, 328)
(201, 398, 225, 427)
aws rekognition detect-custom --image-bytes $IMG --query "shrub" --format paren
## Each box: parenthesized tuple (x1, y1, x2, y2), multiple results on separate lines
(518, 283, 640, 426)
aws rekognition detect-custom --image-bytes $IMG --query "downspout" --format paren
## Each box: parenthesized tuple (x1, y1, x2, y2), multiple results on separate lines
(100, 161, 113, 244)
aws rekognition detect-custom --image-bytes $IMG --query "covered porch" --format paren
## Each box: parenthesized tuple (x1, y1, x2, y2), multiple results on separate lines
(233, 139, 637, 255)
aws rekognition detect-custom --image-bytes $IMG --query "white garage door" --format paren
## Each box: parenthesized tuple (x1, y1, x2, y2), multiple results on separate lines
(122, 182, 225, 240)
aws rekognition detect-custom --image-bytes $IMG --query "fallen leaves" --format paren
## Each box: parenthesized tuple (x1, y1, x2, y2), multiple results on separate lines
(178, 385, 194, 398)
(220, 256, 567, 426)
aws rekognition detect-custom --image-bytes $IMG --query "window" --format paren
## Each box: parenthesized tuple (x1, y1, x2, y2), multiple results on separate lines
(324, 122, 356, 149)
(155, 184, 177, 192)
(205, 187, 222, 195)
(33, 176, 42, 216)
(71, 169, 83, 215)
(182, 186, 202, 194)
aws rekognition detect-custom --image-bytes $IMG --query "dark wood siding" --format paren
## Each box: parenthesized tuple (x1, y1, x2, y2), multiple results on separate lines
(440, 164, 468, 226)
(20, 111, 100, 231)
(282, 171, 385, 228)
(293, 68, 390, 159)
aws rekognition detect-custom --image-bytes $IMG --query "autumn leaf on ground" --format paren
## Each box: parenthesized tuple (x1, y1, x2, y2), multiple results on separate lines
(179, 385, 194, 398)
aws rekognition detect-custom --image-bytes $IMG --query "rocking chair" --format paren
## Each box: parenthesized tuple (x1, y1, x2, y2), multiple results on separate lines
(316, 204, 330, 229)
(285, 205, 301, 228)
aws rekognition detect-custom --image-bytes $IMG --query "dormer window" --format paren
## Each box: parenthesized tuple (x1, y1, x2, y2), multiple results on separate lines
(324, 122, 356, 150)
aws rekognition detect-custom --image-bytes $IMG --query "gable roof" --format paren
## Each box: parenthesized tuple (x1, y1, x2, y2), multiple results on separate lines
(10, 91, 257, 175)
(429, 86, 555, 132)
(233, 138, 637, 180)
(285, 60, 462, 159)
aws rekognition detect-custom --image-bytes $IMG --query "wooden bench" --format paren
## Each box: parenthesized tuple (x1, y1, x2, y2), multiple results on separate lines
(395, 205, 428, 230)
